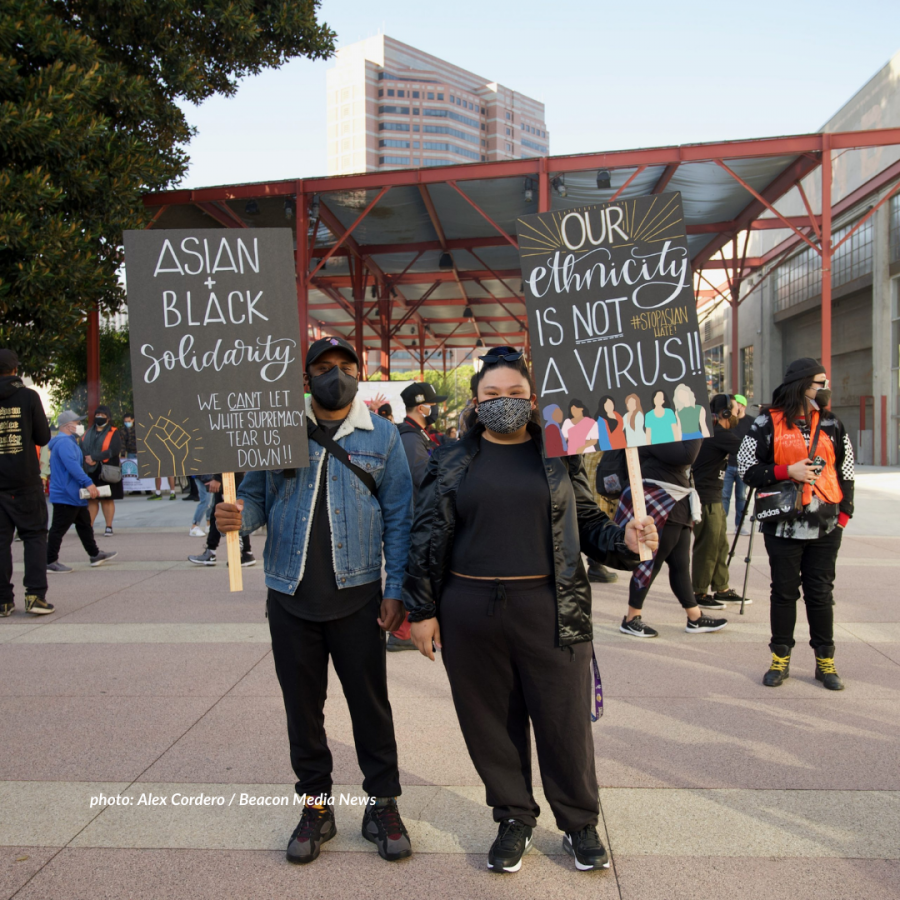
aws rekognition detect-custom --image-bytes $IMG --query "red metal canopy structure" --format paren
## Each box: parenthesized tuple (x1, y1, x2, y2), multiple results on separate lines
(85, 128, 900, 411)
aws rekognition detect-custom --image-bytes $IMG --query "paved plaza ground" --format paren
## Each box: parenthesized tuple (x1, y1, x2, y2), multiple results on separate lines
(2, 470, 899, 899)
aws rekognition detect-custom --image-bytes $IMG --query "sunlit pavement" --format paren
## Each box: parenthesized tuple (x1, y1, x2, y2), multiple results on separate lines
(1, 471, 899, 899)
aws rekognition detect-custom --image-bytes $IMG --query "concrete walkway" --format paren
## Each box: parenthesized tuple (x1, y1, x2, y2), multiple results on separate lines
(1, 477, 899, 899)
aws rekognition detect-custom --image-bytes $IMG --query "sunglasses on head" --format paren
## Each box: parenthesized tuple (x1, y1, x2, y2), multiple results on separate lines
(479, 347, 523, 365)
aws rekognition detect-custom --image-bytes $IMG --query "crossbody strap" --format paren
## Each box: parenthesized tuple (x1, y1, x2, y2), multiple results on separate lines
(307, 420, 378, 498)
(807, 411, 824, 460)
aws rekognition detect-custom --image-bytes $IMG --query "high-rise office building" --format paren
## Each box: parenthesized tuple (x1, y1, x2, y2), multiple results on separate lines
(326, 35, 549, 174)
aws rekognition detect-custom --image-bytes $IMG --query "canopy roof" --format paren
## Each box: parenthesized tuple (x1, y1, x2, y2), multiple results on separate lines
(144, 128, 900, 372)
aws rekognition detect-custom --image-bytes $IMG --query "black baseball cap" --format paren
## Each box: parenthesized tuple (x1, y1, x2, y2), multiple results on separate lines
(400, 382, 448, 407)
(306, 336, 359, 369)
(0, 349, 19, 371)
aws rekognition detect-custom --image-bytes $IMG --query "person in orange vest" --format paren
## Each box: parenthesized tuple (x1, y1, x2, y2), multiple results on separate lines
(738, 358, 854, 690)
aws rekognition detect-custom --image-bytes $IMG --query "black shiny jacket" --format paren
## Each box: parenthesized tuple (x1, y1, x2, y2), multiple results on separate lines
(402, 422, 639, 647)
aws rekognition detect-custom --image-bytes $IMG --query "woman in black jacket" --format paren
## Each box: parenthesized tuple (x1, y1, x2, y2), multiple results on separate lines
(81, 405, 123, 536)
(403, 347, 657, 875)
(619, 437, 729, 638)
(738, 358, 854, 690)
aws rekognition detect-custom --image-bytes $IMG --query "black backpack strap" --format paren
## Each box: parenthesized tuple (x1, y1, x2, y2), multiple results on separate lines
(307, 420, 378, 498)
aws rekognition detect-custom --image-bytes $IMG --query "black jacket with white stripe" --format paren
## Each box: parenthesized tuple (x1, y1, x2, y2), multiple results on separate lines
(737, 408, 854, 540)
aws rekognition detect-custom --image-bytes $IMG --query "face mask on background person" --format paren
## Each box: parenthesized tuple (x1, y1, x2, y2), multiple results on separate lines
(73, 424, 85, 437)
(94, 416, 108, 428)
(816, 389, 832, 409)
(124, 421, 133, 429)
(424, 405, 438, 428)
(309, 367, 359, 411)
(476, 396, 533, 434)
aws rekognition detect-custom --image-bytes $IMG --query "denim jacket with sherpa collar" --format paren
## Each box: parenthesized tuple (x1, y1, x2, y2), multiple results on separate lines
(237, 395, 413, 598)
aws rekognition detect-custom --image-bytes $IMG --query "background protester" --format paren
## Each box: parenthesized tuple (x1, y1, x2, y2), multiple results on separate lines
(444, 425, 458, 443)
(189, 475, 212, 537)
(377, 403, 394, 423)
(0, 349, 52, 617)
(188, 473, 254, 566)
(81, 405, 122, 536)
(398, 381, 447, 493)
(739, 358, 854, 690)
(121, 411, 137, 462)
(723, 394, 752, 533)
(215, 335, 415, 866)
(618, 438, 728, 638)
(47, 411, 116, 575)
(691, 395, 749, 606)
(581, 447, 619, 584)
(404, 346, 656, 875)
(149, 475, 177, 500)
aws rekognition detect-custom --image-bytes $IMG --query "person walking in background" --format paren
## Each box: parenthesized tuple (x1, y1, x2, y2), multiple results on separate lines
(81, 405, 122, 536)
(46, 411, 117, 574)
(0, 349, 53, 617)
(618, 438, 728, 638)
(691, 395, 749, 608)
(739, 358, 854, 690)
(121, 411, 137, 462)
(189, 475, 212, 537)
(188, 473, 254, 566)
(623, 394, 647, 446)
(149, 475, 177, 500)
(377, 404, 394, 423)
(404, 346, 656, 874)
(722, 394, 752, 533)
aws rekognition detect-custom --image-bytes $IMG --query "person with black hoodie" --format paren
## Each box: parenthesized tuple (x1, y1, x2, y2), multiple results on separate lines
(0, 349, 53, 617)
(690, 394, 748, 607)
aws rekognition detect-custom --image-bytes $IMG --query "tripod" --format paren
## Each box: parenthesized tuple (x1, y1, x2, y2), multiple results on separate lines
(726, 486, 757, 616)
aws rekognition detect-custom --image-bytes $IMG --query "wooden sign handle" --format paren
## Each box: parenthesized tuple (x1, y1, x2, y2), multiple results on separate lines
(624, 447, 654, 562)
(221, 472, 243, 592)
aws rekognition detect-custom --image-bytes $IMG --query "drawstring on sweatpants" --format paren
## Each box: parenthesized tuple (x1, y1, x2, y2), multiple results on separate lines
(487, 579, 509, 617)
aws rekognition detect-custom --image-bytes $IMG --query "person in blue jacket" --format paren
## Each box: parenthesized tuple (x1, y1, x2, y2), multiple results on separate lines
(47, 411, 117, 573)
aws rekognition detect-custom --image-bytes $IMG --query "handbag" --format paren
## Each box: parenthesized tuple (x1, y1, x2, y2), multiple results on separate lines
(753, 415, 822, 523)
(100, 463, 122, 483)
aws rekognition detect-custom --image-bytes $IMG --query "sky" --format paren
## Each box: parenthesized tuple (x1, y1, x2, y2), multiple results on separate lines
(178, 0, 900, 188)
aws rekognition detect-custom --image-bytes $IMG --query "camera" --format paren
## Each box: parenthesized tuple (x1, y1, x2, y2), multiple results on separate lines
(811, 455, 826, 477)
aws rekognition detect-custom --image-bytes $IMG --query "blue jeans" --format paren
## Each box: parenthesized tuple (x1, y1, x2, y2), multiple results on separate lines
(191, 478, 212, 526)
(722, 465, 746, 526)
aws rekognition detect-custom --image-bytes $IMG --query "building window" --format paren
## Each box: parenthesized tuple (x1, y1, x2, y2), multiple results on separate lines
(397, 90, 405, 98)
(437, 93, 444, 100)
(413, 108, 419, 115)
(456, 98, 462, 106)
(505, 142, 512, 152)
(380, 122, 410, 132)
(423, 108, 479, 128)
(427, 92, 435, 100)
(423, 158, 445, 166)
(891, 194, 900, 262)
(378, 106, 410, 115)
(481, 155, 486, 161)
(413, 141, 420, 148)
(378, 89, 383, 98)
(380, 156, 410, 165)
(480, 107, 486, 115)
(412, 90, 420, 98)
(704, 346, 724, 394)
(413, 158, 420, 165)
(379, 139, 411, 149)
(480, 139, 486, 147)
(481, 123, 485, 131)
(522, 139, 547, 153)
(506, 112, 510, 120)
(413, 124, 420, 132)
(387, 89, 395, 97)
(449, 95, 454, 103)
(423, 124, 478, 144)
(740, 346, 754, 403)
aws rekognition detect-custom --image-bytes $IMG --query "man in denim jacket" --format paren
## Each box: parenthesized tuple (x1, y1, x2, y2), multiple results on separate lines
(216, 336, 414, 867)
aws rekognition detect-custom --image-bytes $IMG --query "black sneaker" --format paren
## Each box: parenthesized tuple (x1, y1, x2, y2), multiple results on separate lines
(620, 615, 658, 638)
(0, 602, 14, 617)
(286, 802, 336, 864)
(362, 798, 412, 861)
(24, 595, 54, 615)
(685, 614, 727, 634)
(694, 593, 726, 610)
(714, 588, 752, 606)
(90, 550, 118, 567)
(487, 818, 533, 873)
(587, 564, 618, 584)
(104, 526, 114, 537)
(240, 552, 256, 567)
(188, 549, 217, 566)
(47, 561, 73, 574)
(563, 825, 610, 871)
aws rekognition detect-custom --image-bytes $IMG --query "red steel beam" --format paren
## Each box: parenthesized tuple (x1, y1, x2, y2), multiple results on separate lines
(194, 201, 247, 229)
(651, 164, 679, 194)
(609, 166, 647, 202)
(446, 181, 519, 248)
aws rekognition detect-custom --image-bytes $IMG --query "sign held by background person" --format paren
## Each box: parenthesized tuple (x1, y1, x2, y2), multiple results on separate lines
(124, 228, 309, 588)
(517, 194, 709, 560)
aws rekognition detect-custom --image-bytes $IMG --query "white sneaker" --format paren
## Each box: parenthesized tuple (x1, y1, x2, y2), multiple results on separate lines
(189, 526, 206, 537)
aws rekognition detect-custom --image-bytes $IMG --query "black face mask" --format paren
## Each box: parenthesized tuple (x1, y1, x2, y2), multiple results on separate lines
(424, 405, 438, 428)
(309, 367, 358, 411)
(94, 417, 108, 428)
(815, 389, 832, 409)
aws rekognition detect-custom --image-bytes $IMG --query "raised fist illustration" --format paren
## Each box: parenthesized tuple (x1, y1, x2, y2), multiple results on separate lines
(144, 416, 191, 477)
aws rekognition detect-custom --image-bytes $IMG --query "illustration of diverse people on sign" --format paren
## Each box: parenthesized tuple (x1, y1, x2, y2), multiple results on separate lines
(541, 383, 708, 454)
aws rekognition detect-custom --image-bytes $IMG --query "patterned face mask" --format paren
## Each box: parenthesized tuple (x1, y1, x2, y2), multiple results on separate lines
(476, 396, 533, 434)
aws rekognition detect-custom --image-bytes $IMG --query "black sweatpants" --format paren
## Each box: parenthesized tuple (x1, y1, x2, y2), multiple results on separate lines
(439, 575, 598, 833)
(0, 487, 48, 603)
(47, 503, 98, 562)
(206, 490, 250, 554)
(764, 526, 841, 649)
(628, 521, 699, 611)
(267, 591, 401, 799)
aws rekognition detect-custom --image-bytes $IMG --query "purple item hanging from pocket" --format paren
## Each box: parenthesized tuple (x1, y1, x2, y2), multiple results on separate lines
(591, 644, 603, 722)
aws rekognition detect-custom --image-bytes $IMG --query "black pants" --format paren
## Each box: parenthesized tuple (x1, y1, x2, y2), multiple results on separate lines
(206, 490, 250, 554)
(267, 591, 401, 799)
(0, 487, 48, 603)
(628, 521, 698, 611)
(764, 527, 841, 649)
(440, 575, 598, 833)
(48, 503, 98, 562)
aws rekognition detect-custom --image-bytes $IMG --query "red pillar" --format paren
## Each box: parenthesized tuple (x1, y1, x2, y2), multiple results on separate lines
(538, 158, 551, 213)
(820, 138, 833, 374)
(86, 307, 100, 418)
(378, 287, 391, 379)
(295, 181, 310, 363)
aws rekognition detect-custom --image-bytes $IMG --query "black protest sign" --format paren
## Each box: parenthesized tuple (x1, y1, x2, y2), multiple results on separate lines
(123, 228, 309, 478)
(517, 193, 709, 459)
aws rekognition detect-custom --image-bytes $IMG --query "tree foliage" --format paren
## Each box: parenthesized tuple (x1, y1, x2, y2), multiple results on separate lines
(48, 323, 133, 422)
(369, 366, 477, 432)
(0, 0, 335, 382)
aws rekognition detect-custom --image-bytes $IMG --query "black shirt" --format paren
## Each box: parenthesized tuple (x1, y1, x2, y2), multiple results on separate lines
(450, 437, 554, 577)
(692, 425, 742, 505)
(638, 439, 702, 526)
(727, 416, 753, 467)
(273, 418, 381, 621)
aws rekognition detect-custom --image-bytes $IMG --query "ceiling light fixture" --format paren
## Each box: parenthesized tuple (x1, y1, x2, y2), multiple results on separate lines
(596, 169, 612, 190)
(439, 251, 454, 270)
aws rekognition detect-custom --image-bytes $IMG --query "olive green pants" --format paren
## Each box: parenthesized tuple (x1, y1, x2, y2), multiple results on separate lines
(691, 502, 730, 594)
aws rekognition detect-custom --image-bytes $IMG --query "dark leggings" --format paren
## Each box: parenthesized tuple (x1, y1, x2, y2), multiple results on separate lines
(628, 521, 699, 611)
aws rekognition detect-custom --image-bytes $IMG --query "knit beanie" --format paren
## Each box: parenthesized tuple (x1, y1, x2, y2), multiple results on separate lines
(783, 358, 825, 384)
